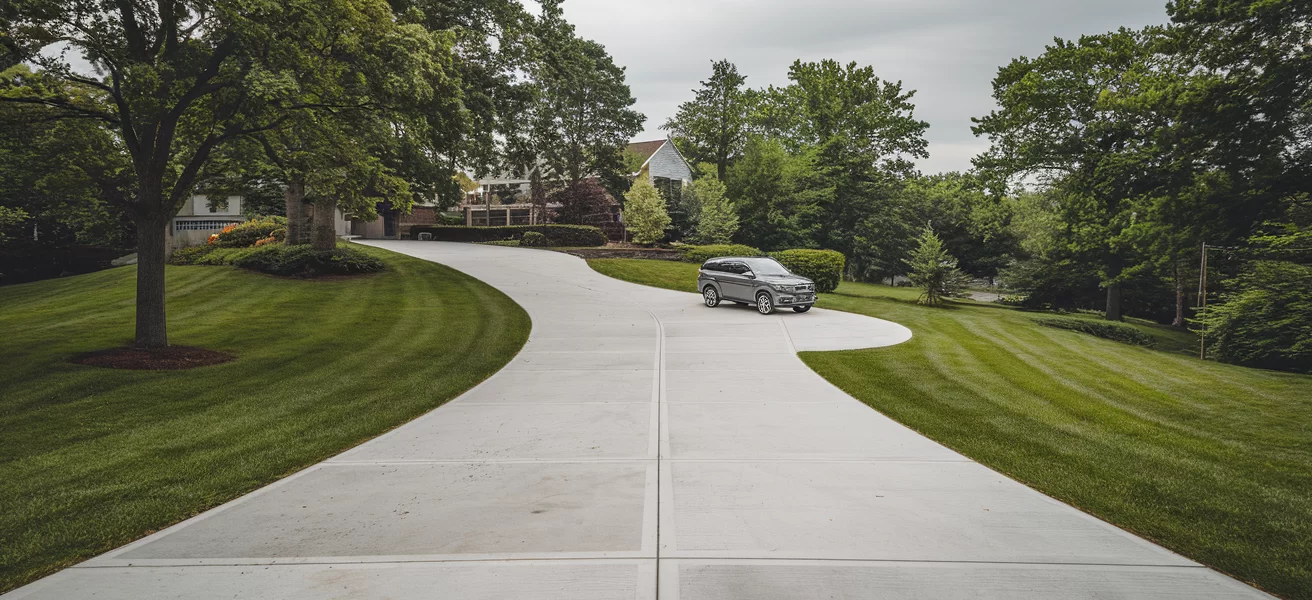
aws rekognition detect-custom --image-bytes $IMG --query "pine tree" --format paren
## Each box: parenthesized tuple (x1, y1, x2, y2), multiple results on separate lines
(904, 227, 967, 306)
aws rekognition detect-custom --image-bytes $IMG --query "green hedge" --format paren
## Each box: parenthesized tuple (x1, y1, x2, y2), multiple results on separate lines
(232, 245, 384, 276)
(770, 249, 845, 293)
(1032, 316, 1154, 347)
(409, 225, 607, 247)
(170, 243, 384, 276)
(678, 244, 764, 264)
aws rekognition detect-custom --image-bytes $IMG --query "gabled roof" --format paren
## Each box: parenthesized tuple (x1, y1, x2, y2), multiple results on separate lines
(627, 139, 668, 165)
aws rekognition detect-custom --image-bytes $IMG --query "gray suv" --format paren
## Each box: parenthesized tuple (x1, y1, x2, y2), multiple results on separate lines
(698, 256, 816, 314)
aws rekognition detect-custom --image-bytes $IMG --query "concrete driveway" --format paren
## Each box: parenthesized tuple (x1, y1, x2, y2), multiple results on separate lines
(6, 241, 1268, 599)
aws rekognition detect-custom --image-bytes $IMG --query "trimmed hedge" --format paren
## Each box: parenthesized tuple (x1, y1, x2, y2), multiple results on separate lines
(170, 243, 384, 276)
(211, 216, 287, 248)
(678, 244, 764, 264)
(520, 231, 549, 247)
(408, 225, 607, 247)
(1032, 316, 1154, 347)
(770, 249, 845, 293)
(232, 244, 384, 276)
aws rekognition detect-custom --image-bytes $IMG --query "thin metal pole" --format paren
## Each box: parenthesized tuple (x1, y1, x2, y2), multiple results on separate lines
(1198, 242, 1208, 359)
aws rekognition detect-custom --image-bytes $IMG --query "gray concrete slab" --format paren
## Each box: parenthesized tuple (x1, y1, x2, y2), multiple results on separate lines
(456, 369, 653, 404)
(333, 403, 653, 461)
(6, 561, 655, 600)
(5, 241, 1269, 599)
(666, 402, 960, 460)
(119, 462, 649, 559)
(662, 560, 1258, 600)
(661, 460, 1190, 565)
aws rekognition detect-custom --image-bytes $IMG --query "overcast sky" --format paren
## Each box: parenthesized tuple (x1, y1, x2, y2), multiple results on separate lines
(559, 0, 1171, 175)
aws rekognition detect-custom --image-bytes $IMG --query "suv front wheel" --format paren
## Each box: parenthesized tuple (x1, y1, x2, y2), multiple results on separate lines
(755, 292, 774, 315)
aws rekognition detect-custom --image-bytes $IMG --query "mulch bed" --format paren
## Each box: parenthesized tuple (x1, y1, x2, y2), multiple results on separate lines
(71, 346, 236, 370)
(565, 247, 683, 261)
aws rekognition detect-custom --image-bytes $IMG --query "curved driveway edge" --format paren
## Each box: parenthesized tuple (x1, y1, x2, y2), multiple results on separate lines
(4, 241, 1270, 600)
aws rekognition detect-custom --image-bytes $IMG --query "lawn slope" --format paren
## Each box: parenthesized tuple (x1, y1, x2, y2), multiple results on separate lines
(587, 257, 1312, 599)
(0, 245, 530, 592)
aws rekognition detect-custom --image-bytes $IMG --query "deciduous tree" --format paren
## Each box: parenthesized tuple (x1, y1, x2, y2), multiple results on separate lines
(690, 175, 737, 244)
(623, 178, 670, 245)
(1, 0, 432, 346)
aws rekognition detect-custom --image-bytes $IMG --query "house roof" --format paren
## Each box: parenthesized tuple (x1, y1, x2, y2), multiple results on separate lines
(627, 139, 668, 164)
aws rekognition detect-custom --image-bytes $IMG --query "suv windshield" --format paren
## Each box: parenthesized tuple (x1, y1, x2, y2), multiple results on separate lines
(742, 258, 791, 276)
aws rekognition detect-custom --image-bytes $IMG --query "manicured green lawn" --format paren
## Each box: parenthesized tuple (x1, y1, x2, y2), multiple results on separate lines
(587, 257, 1312, 599)
(0, 245, 530, 593)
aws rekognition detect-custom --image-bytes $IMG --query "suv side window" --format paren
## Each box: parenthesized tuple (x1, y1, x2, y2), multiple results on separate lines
(702, 261, 723, 272)
(725, 262, 747, 275)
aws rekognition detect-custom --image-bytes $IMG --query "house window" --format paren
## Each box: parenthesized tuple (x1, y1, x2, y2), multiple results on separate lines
(653, 177, 682, 205)
(174, 220, 242, 231)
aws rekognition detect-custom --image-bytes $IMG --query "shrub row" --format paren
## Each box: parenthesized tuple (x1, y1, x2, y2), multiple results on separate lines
(1032, 316, 1155, 347)
(408, 225, 607, 247)
(677, 245, 846, 293)
(677, 244, 765, 264)
(769, 249, 845, 293)
(169, 243, 384, 276)
(210, 216, 287, 248)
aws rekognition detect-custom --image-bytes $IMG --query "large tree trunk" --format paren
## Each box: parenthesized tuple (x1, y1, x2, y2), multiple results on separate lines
(284, 181, 305, 245)
(1105, 282, 1123, 321)
(530, 169, 546, 224)
(134, 215, 169, 348)
(311, 197, 337, 251)
(1172, 261, 1187, 327)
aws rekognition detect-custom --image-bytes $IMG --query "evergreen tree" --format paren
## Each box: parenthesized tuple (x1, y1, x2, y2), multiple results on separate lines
(904, 227, 967, 306)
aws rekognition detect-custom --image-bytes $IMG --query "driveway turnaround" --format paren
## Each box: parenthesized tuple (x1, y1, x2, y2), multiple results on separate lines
(6, 241, 1269, 599)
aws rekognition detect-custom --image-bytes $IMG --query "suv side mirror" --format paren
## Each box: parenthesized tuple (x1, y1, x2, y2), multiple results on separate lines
(742, 270, 755, 279)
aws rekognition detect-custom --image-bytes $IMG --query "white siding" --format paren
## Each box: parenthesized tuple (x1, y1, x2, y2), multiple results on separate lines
(646, 141, 693, 183)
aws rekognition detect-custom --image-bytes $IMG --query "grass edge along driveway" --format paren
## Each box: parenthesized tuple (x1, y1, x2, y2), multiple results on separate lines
(0, 244, 530, 593)
(586, 257, 1312, 600)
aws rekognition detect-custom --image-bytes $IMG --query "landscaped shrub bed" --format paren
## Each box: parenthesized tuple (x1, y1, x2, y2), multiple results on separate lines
(408, 225, 607, 247)
(170, 243, 384, 276)
(770, 249, 845, 293)
(210, 216, 287, 248)
(233, 245, 384, 276)
(1032, 316, 1155, 347)
(520, 231, 549, 247)
(678, 244, 764, 264)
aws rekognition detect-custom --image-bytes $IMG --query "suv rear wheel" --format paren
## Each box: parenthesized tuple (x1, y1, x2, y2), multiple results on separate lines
(702, 285, 720, 307)
(756, 292, 774, 315)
